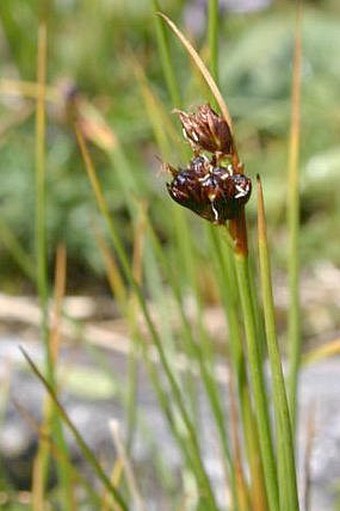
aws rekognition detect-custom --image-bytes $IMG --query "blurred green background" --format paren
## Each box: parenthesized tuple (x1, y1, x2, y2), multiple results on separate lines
(0, 0, 339, 293)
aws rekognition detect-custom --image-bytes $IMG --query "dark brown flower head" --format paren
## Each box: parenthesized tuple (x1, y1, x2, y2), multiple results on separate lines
(166, 157, 251, 225)
(175, 104, 234, 156)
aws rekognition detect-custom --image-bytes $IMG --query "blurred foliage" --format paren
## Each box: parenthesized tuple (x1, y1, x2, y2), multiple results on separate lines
(0, 0, 339, 292)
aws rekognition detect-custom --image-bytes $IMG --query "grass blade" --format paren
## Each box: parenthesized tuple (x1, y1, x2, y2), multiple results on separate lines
(151, 0, 181, 106)
(257, 175, 299, 511)
(15, 399, 102, 509)
(35, 21, 49, 347)
(20, 347, 129, 511)
(234, 251, 279, 511)
(208, 229, 268, 510)
(287, 2, 303, 432)
(34, 22, 73, 509)
(207, 0, 219, 84)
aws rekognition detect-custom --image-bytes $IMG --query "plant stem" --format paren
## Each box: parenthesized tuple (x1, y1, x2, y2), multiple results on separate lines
(234, 249, 279, 511)
(152, 0, 181, 106)
(35, 22, 49, 351)
(22, 348, 129, 511)
(207, 0, 219, 84)
(257, 176, 300, 511)
(209, 227, 269, 510)
(34, 22, 73, 510)
(34, 24, 52, 503)
(287, 3, 302, 433)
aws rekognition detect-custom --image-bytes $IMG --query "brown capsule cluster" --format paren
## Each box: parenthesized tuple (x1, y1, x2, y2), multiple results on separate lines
(165, 104, 252, 225)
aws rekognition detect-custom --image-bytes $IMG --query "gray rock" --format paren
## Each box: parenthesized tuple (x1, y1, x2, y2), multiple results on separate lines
(1, 336, 340, 510)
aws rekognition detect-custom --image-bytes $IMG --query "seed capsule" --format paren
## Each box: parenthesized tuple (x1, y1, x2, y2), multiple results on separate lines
(166, 158, 251, 225)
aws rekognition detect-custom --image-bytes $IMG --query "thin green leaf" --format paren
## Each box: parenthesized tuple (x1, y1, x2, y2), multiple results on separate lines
(257, 175, 299, 511)
(287, 1, 303, 433)
(151, 0, 181, 106)
(234, 252, 279, 511)
(20, 347, 129, 511)
(207, 0, 219, 84)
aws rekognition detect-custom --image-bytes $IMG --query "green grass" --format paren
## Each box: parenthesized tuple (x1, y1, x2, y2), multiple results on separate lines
(0, 1, 339, 510)
(1, 3, 340, 289)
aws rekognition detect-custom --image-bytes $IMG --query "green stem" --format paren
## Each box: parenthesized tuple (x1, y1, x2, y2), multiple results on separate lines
(34, 25, 53, 501)
(234, 252, 279, 511)
(287, 2, 302, 434)
(35, 22, 73, 509)
(22, 348, 128, 511)
(151, 0, 181, 106)
(258, 177, 299, 511)
(207, 0, 219, 84)
(209, 228, 268, 510)
(35, 24, 49, 358)
(287, 184, 300, 431)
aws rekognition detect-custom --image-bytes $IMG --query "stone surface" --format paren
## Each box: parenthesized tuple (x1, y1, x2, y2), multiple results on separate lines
(1, 334, 340, 510)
